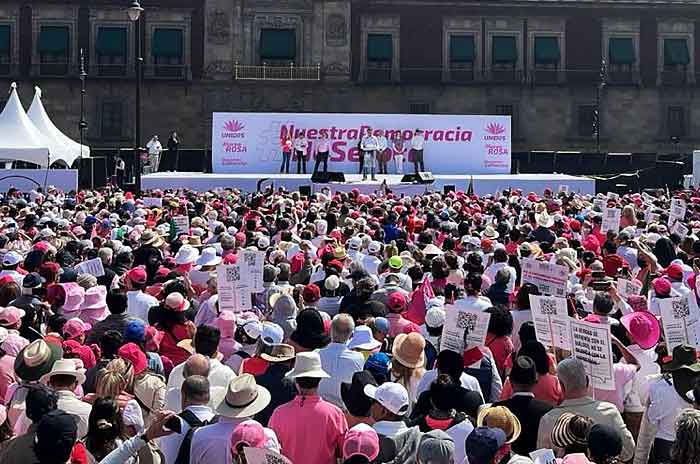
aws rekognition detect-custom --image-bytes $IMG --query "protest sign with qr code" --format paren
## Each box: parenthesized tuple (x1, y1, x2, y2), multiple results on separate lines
(668, 199, 687, 226)
(243, 447, 292, 464)
(240, 250, 265, 292)
(521, 258, 568, 298)
(570, 318, 615, 390)
(216, 264, 252, 312)
(529, 294, 572, 351)
(601, 207, 621, 234)
(173, 215, 190, 235)
(440, 305, 491, 354)
(670, 221, 689, 238)
(617, 278, 642, 299)
(659, 295, 700, 351)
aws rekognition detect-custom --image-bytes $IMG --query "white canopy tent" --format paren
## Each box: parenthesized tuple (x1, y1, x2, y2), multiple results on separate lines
(28, 86, 90, 167)
(0, 83, 50, 167)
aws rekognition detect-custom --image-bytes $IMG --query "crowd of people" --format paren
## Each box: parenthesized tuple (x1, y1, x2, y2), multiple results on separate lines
(0, 183, 698, 464)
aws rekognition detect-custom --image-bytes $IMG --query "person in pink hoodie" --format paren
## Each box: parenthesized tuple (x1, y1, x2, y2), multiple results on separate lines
(385, 293, 419, 338)
(215, 310, 240, 362)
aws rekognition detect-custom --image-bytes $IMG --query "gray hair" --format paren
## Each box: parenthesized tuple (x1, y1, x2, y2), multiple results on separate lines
(182, 354, 210, 378)
(181, 375, 210, 404)
(557, 357, 588, 392)
(331, 314, 355, 343)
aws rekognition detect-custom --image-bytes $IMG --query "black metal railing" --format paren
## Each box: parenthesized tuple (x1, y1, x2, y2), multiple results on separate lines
(234, 62, 321, 81)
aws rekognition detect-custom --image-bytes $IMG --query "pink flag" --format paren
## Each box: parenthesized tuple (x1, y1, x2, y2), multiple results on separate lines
(404, 276, 434, 325)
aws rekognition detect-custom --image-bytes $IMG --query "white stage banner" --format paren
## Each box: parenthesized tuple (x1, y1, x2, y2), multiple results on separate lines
(211, 112, 511, 175)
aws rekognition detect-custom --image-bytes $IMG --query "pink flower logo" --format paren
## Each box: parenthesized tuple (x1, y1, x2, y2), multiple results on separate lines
(223, 120, 245, 132)
(485, 123, 505, 135)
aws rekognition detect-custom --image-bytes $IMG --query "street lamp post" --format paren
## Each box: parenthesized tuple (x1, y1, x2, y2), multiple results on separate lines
(79, 48, 89, 186)
(127, 0, 144, 192)
(594, 59, 606, 154)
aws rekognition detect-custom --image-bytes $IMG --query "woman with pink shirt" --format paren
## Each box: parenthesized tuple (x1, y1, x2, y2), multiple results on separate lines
(484, 306, 515, 378)
(501, 340, 563, 405)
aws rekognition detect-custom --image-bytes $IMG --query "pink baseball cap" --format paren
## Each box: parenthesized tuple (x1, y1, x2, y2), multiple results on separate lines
(126, 266, 148, 285)
(63, 318, 92, 340)
(118, 342, 148, 375)
(621, 311, 661, 350)
(0, 306, 26, 326)
(230, 420, 266, 455)
(343, 423, 380, 461)
(652, 277, 672, 296)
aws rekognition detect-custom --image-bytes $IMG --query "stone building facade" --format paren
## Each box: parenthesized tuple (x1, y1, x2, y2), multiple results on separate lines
(0, 0, 699, 160)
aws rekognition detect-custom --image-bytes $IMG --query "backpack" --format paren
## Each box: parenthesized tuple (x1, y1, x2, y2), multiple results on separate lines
(173, 409, 219, 464)
(464, 355, 493, 401)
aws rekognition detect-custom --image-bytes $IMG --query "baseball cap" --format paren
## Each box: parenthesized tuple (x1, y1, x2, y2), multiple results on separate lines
(373, 317, 390, 334)
(23, 272, 45, 289)
(343, 423, 380, 461)
(387, 292, 407, 312)
(3, 251, 22, 266)
(418, 430, 455, 464)
(36, 410, 78, 456)
(62, 318, 92, 340)
(388, 256, 403, 270)
(465, 427, 507, 464)
(302, 284, 321, 303)
(230, 420, 266, 455)
(126, 267, 147, 285)
(242, 320, 263, 339)
(363, 382, 409, 416)
(261, 322, 284, 345)
(425, 307, 446, 328)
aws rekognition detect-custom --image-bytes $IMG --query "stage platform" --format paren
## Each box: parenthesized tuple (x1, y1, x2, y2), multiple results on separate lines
(141, 172, 595, 195)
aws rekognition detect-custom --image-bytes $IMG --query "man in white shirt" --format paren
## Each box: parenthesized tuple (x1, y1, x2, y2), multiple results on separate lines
(483, 248, 517, 293)
(416, 350, 484, 401)
(146, 135, 163, 173)
(362, 241, 383, 275)
(410, 128, 425, 174)
(313, 133, 330, 175)
(376, 130, 389, 174)
(318, 314, 365, 409)
(453, 274, 492, 312)
(125, 268, 159, 322)
(294, 134, 309, 174)
(44, 359, 93, 439)
(160, 376, 216, 464)
(360, 128, 379, 181)
(167, 326, 236, 408)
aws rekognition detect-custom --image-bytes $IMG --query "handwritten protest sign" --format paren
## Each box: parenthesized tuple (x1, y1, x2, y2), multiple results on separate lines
(659, 295, 700, 351)
(216, 264, 252, 312)
(529, 295, 572, 351)
(143, 197, 162, 208)
(75, 258, 105, 277)
(521, 258, 568, 298)
(239, 250, 265, 292)
(173, 215, 190, 235)
(601, 208, 621, 234)
(617, 278, 642, 299)
(569, 318, 615, 390)
(668, 199, 687, 226)
(244, 447, 293, 464)
(440, 306, 491, 354)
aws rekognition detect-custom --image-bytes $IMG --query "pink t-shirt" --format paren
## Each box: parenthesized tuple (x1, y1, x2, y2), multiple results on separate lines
(501, 372, 564, 406)
(0, 355, 16, 405)
(594, 363, 637, 412)
(269, 395, 348, 464)
(485, 334, 514, 376)
(386, 314, 419, 338)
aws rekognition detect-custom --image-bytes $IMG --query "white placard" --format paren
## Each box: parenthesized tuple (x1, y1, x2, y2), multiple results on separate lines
(671, 221, 689, 237)
(440, 306, 491, 354)
(212, 112, 511, 174)
(143, 197, 162, 208)
(659, 295, 700, 351)
(607, 192, 620, 201)
(521, 258, 569, 298)
(75, 257, 105, 277)
(569, 318, 615, 390)
(668, 199, 687, 226)
(617, 278, 643, 299)
(216, 264, 252, 312)
(173, 215, 190, 235)
(593, 198, 605, 211)
(243, 447, 293, 464)
(239, 250, 265, 292)
(601, 207, 621, 234)
(529, 295, 572, 351)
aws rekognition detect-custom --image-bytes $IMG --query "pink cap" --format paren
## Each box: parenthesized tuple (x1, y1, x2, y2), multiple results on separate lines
(652, 277, 672, 296)
(63, 318, 92, 340)
(126, 266, 148, 285)
(666, 263, 684, 281)
(118, 342, 148, 375)
(230, 420, 266, 455)
(343, 423, 380, 461)
(0, 306, 26, 326)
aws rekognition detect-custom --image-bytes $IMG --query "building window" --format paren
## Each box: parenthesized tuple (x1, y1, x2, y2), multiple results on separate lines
(0, 25, 10, 75)
(152, 28, 184, 78)
(366, 33, 393, 82)
(95, 27, 127, 77)
(608, 37, 635, 83)
(38, 25, 70, 75)
(101, 102, 123, 138)
(577, 105, 596, 137)
(664, 38, 690, 70)
(449, 35, 474, 82)
(492, 36, 517, 82)
(533, 36, 560, 84)
(409, 102, 430, 114)
(259, 29, 296, 65)
(667, 106, 686, 137)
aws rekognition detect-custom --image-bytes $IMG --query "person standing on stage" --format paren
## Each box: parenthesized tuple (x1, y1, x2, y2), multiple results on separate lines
(313, 133, 330, 175)
(294, 133, 310, 174)
(410, 128, 425, 174)
(357, 128, 367, 175)
(392, 132, 406, 175)
(114, 155, 126, 187)
(376, 130, 389, 175)
(167, 131, 180, 171)
(280, 134, 293, 173)
(146, 135, 162, 173)
(360, 127, 379, 181)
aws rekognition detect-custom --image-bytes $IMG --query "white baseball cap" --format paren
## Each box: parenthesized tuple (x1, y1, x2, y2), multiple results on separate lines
(364, 382, 409, 416)
(261, 322, 284, 345)
(368, 241, 382, 254)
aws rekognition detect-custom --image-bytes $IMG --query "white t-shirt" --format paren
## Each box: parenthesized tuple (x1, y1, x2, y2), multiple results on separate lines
(411, 135, 424, 150)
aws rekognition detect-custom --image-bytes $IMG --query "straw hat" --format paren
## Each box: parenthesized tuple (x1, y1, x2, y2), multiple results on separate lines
(392, 333, 426, 369)
(285, 352, 330, 379)
(550, 412, 593, 449)
(476, 405, 522, 444)
(480, 226, 499, 240)
(140, 230, 165, 247)
(535, 212, 554, 228)
(216, 374, 271, 418)
(40, 358, 86, 385)
(14, 339, 63, 381)
(260, 343, 295, 363)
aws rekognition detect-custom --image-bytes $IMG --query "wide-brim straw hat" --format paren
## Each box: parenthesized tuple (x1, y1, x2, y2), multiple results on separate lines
(215, 374, 271, 419)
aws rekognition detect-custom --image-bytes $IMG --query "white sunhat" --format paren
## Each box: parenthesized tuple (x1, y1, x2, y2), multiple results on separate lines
(285, 352, 330, 379)
(363, 382, 410, 416)
(347, 325, 381, 351)
(196, 247, 222, 267)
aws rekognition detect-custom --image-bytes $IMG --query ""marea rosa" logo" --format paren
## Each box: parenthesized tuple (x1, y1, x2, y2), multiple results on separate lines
(484, 123, 506, 141)
(222, 120, 245, 138)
